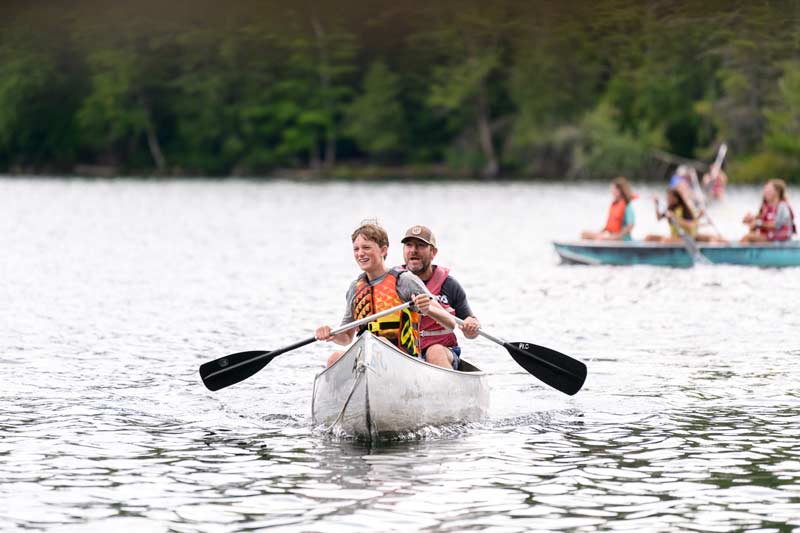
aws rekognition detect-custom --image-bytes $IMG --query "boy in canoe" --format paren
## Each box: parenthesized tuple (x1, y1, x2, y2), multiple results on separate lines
(315, 221, 455, 368)
(401, 225, 480, 370)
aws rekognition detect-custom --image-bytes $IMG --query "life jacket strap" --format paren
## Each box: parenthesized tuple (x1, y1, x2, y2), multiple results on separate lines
(420, 328, 454, 336)
(368, 321, 400, 332)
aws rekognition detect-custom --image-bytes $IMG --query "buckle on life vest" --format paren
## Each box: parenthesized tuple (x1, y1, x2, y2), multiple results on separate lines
(368, 321, 400, 332)
(369, 321, 399, 332)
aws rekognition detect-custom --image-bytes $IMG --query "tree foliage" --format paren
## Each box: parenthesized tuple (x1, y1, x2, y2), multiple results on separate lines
(1, 0, 799, 181)
(344, 61, 407, 160)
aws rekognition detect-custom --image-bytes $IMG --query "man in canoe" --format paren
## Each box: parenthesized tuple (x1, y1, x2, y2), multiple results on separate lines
(315, 221, 455, 368)
(401, 225, 480, 370)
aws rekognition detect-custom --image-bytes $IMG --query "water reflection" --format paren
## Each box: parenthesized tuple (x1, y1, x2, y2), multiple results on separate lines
(1, 179, 799, 532)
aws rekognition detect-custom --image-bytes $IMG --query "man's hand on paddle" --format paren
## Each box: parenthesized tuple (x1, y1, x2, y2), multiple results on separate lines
(459, 316, 481, 339)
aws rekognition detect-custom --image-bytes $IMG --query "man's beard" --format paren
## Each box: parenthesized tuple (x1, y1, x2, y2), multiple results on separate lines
(407, 257, 430, 275)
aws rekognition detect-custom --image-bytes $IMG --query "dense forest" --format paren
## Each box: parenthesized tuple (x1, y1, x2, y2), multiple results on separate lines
(2, 1, 800, 181)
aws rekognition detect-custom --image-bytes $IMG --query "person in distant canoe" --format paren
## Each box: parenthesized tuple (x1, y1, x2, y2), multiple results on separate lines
(581, 176, 636, 241)
(315, 221, 455, 368)
(670, 165, 707, 213)
(702, 162, 728, 200)
(645, 186, 698, 242)
(668, 165, 693, 190)
(740, 179, 797, 243)
(400, 225, 479, 370)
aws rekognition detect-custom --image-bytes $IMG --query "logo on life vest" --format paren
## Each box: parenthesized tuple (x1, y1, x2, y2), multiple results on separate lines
(399, 309, 417, 354)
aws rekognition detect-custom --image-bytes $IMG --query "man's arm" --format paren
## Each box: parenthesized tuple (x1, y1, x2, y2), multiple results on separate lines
(442, 277, 480, 338)
(398, 271, 456, 330)
(414, 295, 456, 330)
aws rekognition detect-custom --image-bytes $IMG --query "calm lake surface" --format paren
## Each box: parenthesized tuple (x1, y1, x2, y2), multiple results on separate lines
(1, 178, 799, 532)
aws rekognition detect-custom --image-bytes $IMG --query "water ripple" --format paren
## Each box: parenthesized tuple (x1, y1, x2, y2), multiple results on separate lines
(2, 180, 800, 532)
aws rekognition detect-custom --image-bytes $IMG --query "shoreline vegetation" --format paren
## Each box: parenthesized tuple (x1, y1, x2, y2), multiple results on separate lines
(2, 1, 799, 184)
(0, 149, 743, 182)
(0, 162, 702, 182)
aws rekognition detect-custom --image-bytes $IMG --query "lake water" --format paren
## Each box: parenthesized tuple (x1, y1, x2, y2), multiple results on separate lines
(1, 178, 799, 532)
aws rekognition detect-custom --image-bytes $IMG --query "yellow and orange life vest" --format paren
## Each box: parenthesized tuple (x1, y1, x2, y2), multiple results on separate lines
(352, 268, 420, 356)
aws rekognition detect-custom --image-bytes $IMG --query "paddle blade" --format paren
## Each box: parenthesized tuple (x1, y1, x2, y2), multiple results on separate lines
(199, 350, 275, 391)
(505, 342, 587, 396)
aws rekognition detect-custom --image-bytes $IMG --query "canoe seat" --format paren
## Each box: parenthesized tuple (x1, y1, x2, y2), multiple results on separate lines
(458, 360, 481, 373)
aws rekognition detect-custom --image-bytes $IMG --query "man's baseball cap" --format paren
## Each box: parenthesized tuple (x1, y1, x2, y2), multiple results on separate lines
(401, 225, 437, 247)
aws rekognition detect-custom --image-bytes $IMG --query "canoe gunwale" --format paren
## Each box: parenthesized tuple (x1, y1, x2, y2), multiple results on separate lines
(318, 332, 487, 378)
(553, 239, 800, 267)
(554, 239, 800, 250)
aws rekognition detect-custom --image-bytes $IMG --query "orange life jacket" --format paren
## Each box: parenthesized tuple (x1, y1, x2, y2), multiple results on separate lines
(352, 268, 420, 356)
(604, 199, 627, 233)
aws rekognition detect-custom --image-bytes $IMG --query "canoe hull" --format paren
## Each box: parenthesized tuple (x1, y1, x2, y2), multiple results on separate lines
(553, 240, 800, 268)
(311, 332, 489, 440)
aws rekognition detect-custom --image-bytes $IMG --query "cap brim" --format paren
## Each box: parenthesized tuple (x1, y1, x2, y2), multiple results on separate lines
(401, 236, 434, 246)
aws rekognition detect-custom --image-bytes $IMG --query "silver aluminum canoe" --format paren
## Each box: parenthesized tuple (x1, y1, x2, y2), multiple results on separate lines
(311, 332, 489, 440)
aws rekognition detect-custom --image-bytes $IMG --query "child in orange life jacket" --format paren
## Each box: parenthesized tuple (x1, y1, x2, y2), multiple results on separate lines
(741, 179, 797, 243)
(314, 221, 455, 368)
(581, 176, 636, 241)
(400, 225, 480, 370)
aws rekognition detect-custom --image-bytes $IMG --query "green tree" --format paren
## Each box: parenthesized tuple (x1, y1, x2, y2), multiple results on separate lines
(267, 8, 355, 172)
(766, 62, 800, 159)
(572, 101, 652, 180)
(169, 24, 266, 174)
(77, 43, 170, 172)
(506, 2, 607, 175)
(417, 1, 514, 177)
(344, 61, 406, 161)
(712, 3, 793, 155)
(0, 29, 81, 170)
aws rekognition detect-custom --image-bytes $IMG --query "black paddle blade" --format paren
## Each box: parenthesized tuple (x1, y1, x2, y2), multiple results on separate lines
(199, 350, 275, 391)
(505, 342, 587, 396)
(198, 336, 318, 392)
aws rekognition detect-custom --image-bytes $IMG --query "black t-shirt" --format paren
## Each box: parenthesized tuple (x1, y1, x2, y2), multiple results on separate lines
(428, 267, 474, 319)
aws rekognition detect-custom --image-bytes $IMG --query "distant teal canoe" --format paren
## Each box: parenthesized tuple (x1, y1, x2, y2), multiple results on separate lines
(553, 240, 800, 268)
